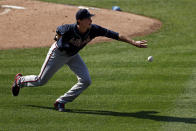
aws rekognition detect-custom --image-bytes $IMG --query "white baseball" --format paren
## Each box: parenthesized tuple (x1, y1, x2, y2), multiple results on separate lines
(147, 56, 153, 62)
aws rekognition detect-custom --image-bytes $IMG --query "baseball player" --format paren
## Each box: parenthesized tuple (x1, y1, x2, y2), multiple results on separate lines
(11, 9, 147, 112)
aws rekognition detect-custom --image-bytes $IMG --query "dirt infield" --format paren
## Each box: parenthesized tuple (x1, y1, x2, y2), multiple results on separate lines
(0, 0, 162, 50)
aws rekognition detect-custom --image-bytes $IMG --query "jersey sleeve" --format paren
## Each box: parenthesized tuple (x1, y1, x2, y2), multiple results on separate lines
(93, 24, 119, 40)
(56, 25, 69, 36)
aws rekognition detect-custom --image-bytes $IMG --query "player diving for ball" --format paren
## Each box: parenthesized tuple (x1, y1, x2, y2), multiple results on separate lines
(11, 9, 147, 112)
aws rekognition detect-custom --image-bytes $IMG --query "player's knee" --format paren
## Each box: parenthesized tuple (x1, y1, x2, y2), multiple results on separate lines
(38, 82, 46, 86)
(37, 79, 48, 86)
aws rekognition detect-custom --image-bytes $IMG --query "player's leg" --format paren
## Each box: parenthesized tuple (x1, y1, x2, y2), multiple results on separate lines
(12, 43, 68, 97)
(20, 43, 68, 87)
(56, 54, 91, 104)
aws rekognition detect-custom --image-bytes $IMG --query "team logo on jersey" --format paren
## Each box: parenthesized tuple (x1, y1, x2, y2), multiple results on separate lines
(69, 36, 91, 47)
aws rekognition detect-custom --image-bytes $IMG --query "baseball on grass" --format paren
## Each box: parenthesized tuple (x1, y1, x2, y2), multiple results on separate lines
(147, 56, 153, 62)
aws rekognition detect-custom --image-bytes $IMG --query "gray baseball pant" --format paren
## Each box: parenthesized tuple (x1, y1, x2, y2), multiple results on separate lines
(19, 42, 91, 103)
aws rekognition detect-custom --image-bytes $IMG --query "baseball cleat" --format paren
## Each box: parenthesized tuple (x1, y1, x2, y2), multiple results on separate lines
(54, 101, 65, 112)
(11, 73, 22, 96)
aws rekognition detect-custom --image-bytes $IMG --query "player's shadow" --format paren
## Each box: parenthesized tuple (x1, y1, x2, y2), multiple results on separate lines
(26, 105, 196, 124)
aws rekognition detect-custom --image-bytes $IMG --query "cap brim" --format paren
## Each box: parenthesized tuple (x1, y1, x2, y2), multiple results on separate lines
(90, 14, 95, 17)
(85, 14, 95, 19)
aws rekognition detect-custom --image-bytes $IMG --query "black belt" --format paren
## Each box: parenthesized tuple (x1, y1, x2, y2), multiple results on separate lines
(57, 47, 64, 52)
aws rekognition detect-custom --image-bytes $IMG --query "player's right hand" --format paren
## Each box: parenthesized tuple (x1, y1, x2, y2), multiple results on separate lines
(134, 40, 148, 48)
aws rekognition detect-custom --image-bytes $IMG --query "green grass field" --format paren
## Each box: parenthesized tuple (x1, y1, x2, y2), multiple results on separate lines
(1, 0, 196, 130)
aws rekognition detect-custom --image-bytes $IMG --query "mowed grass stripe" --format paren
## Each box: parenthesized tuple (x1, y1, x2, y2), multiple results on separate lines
(160, 65, 196, 130)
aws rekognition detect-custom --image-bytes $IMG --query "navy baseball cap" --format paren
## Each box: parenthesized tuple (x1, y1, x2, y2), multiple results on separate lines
(76, 9, 94, 20)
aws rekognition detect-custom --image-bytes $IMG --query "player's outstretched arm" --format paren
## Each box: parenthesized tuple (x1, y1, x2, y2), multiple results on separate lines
(118, 34, 148, 48)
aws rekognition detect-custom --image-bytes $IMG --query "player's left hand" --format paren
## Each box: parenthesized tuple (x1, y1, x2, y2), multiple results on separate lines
(134, 40, 148, 48)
